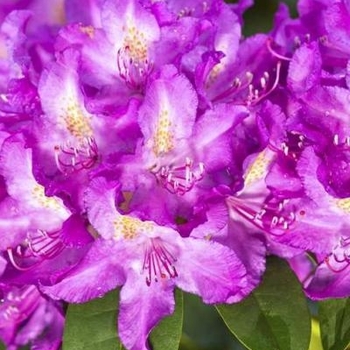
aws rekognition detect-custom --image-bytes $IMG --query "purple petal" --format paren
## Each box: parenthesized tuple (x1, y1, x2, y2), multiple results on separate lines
(306, 262, 350, 299)
(84, 177, 121, 240)
(60, 214, 93, 248)
(118, 270, 175, 350)
(288, 42, 321, 94)
(138, 65, 198, 158)
(175, 237, 247, 303)
(41, 239, 125, 303)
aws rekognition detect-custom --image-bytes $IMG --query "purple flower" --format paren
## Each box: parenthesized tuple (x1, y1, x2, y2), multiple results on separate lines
(0, 133, 92, 286)
(3, 0, 350, 346)
(42, 177, 247, 350)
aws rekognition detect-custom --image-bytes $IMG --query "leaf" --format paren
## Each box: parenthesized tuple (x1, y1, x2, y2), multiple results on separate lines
(63, 289, 122, 350)
(150, 289, 183, 350)
(318, 298, 350, 350)
(216, 257, 311, 350)
(181, 292, 244, 350)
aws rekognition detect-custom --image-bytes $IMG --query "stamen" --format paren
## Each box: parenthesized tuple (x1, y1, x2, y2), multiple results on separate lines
(6, 230, 65, 271)
(3, 305, 20, 320)
(346, 136, 350, 147)
(212, 72, 253, 103)
(6, 247, 40, 271)
(27, 229, 65, 259)
(178, 7, 194, 18)
(0, 285, 40, 325)
(117, 46, 153, 91)
(294, 36, 302, 48)
(142, 239, 178, 286)
(325, 237, 350, 273)
(331, 134, 350, 148)
(319, 35, 328, 45)
(266, 38, 292, 61)
(226, 196, 296, 236)
(54, 136, 98, 174)
(246, 61, 282, 106)
(277, 132, 307, 160)
(152, 158, 205, 195)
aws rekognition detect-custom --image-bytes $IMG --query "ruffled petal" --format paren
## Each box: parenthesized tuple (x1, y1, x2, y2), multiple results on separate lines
(306, 262, 350, 300)
(0, 134, 70, 227)
(41, 239, 125, 303)
(84, 177, 121, 240)
(118, 270, 175, 350)
(287, 42, 321, 94)
(175, 237, 247, 303)
(138, 65, 198, 159)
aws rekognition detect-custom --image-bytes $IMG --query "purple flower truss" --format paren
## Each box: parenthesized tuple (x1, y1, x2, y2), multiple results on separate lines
(0, 0, 349, 349)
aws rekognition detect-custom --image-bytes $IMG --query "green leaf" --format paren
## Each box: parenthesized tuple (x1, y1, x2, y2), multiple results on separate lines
(180, 292, 244, 350)
(150, 289, 183, 350)
(63, 289, 122, 350)
(0, 341, 5, 350)
(319, 298, 350, 350)
(216, 257, 311, 350)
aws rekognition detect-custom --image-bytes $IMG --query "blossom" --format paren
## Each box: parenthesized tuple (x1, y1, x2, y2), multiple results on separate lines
(42, 177, 247, 350)
(1, 0, 350, 347)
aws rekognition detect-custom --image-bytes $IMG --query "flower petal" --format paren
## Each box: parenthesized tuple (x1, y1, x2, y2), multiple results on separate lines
(138, 65, 198, 158)
(41, 239, 125, 303)
(175, 237, 247, 303)
(118, 270, 175, 350)
(84, 177, 121, 240)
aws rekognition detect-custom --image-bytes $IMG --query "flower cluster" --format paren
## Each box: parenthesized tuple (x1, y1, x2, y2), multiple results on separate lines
(0, 0, 350, 349)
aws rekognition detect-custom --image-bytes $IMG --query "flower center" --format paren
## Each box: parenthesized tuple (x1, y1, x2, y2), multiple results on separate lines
(152, 109, 173, 156)
(117, 20, 153, 90)
(142, 238, 178, 286)
(151, 157, 205, 195)
(226, 195, 296, 236)
(63, 98, 93, 139)
(6, 230, 65, 271)
(54, 136, 99, 174)
(117, 46, 153, 90)
(113, 216, 154, 240)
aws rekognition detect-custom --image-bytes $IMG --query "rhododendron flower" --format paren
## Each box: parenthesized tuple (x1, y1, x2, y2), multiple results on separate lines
(43, 178, 248, 350)
(0, 0, 350, 348)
